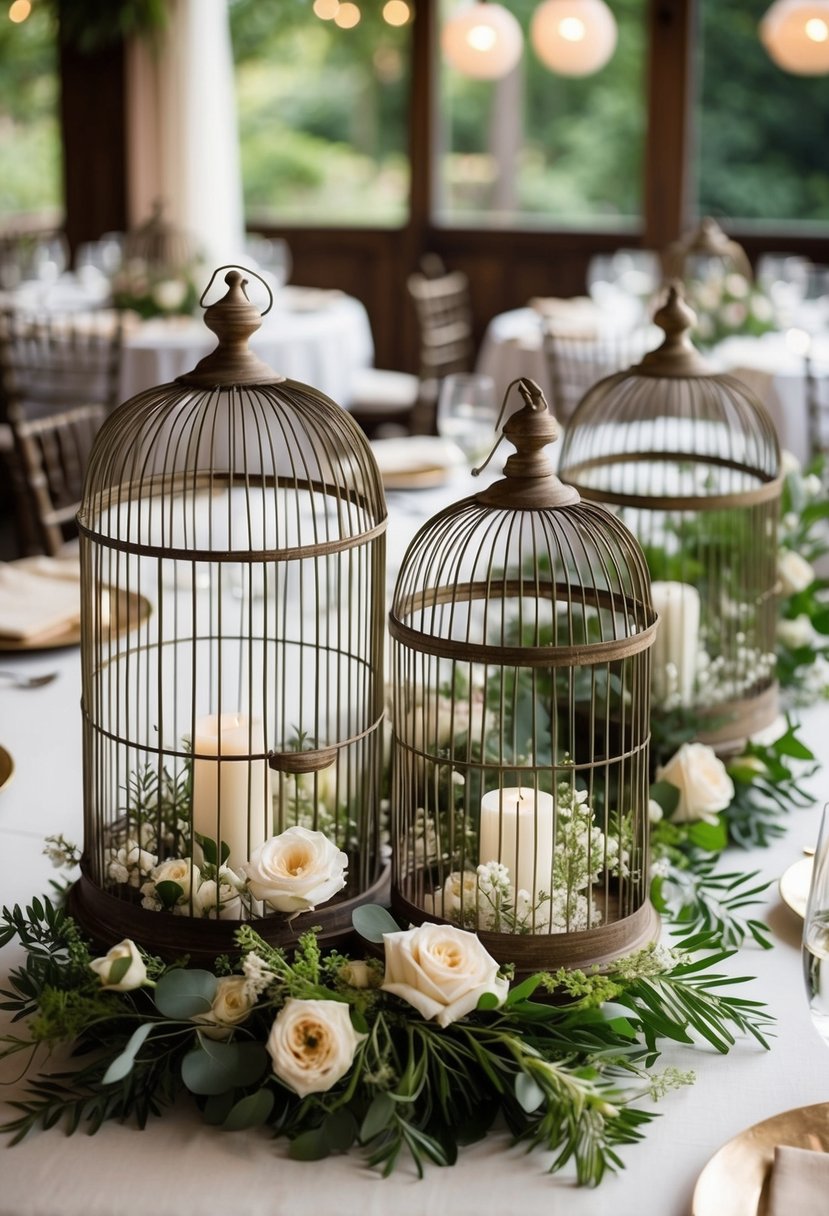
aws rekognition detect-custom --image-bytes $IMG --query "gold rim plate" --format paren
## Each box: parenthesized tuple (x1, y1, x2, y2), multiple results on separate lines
(779, 856, 813, 919)
(0, 588, 151, 653)
(692, 1103, 829, 1216)
(0, 745, 13, 792)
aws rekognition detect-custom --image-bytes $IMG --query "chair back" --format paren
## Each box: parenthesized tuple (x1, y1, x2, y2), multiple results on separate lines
(407, 266, 474, 384)
(10, 404, 106, 555)
(542, 323, 658, 422)
(0, 307, 123, 422)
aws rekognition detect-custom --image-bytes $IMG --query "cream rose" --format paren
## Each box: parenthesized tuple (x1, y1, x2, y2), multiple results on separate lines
(196, 976, 256, 1039)
(89, 939, 148, 992)
(381, 923, 508, 1028)
(778, 550, 815, 596)
(152, 857, 200, 903)
(266, 998, 364, 1097)
(241, 826, 347, 914)
(194, 866, 245, 919)
(338, 960, 380, 989)
(657, 741, 735, 825)
(777, 614, 814, 650)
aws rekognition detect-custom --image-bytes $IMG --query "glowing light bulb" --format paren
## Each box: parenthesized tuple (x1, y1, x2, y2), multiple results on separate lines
(468, 23, 497, 51)
(761, 1, 829, 73)
(559, 16, 586, 41)
(382, 0, 410, 25)
(313, 0, 339, 17)
(8, 0, 31, 22)
(442, 3, 524, 80)
(806, 15, 829, 38)
(335, 1, 360, 28)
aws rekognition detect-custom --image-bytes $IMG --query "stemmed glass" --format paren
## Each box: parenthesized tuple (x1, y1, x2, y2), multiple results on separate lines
(802, 804, 829, 1045)
(436, 373, 498, 464)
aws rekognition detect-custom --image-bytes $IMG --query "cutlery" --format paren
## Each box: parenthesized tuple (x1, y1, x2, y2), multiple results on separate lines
(0, 670, 59, 689)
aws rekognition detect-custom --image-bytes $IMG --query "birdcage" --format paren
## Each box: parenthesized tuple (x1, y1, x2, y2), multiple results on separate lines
(559, 286, 781, 753)
(389, 379, 659, 973)
(69, 268, 388, 959)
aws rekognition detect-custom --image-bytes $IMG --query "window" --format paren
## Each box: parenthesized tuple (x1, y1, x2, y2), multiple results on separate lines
(0, 4, 61, 222)
(229, 0, 412, 228)
(435, 0, 647, 230)
(696, 0, 829, 229)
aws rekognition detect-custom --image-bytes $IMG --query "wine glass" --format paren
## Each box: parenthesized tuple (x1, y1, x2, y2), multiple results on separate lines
(802, 804, 829, 1045)
(757, 253, 812, 328)
(436, 373, 498, 464)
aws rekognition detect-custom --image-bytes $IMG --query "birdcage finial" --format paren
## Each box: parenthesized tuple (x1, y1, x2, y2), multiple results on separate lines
(476, 377, 579, 509)
(634, 281, 711, 377)
(177, 266, 284, 388)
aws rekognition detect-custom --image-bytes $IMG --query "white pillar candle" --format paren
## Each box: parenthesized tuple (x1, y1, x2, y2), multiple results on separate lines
(191, 713, 271, 869)
(479, 786, 555, 896)
(650, 580, 701, 708)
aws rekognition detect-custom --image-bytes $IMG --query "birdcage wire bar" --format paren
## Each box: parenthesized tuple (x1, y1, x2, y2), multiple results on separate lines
(389, 380, 659, 973)
(70, 271, 388, 959)
(559, 288, 781, 750)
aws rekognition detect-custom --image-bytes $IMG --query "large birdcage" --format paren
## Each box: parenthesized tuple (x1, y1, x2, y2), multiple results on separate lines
(559, 286, 781, 752)
(389, 379, 659, 973)
(70, 269, 388, 959)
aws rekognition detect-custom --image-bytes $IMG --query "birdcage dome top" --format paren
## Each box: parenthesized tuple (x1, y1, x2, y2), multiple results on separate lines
(558, 286, 781, 505)
(78, 270, 385, 555)
(390, 380, 655, 661)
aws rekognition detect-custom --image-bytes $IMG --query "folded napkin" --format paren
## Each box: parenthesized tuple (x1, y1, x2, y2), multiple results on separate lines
(371, 436, 465, 476)
(0, 557, 83, 643)
(527, 295, 601, 336)
(767, 1144, 829, 1214)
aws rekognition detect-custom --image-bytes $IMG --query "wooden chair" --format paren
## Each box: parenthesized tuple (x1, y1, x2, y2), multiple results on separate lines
(806, 351, 829, 458)
(10, 405, 106, 556)
(542, 323, 658, 422)
(348, 257, 475, 439)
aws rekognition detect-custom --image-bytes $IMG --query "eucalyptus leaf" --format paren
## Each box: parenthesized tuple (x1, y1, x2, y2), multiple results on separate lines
(181, 1040, 268, 1096)
(351, 904, 400, 944)
(222, 1089, 275, 1131)
(322, 1109, 358, 1152)
(203, 1092, 235, 1126)
(514, 1072, 545, 1114)
(289, 1127, 331, 1161)
(649, 780, 680, 816)
(360, 1092, 395, 1142)
(102, 1022, 154, 1085)
(154, 969, 218, 1019)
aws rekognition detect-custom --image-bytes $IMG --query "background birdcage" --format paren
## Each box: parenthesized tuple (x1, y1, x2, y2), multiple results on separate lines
(388, 379, 659, 973)
(559, 286, 781, 753)
(69, 269, 388, 959)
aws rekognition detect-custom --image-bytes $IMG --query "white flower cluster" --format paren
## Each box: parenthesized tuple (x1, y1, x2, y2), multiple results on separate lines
(691, 639, 777, 709)
(139, 857, 246, 919)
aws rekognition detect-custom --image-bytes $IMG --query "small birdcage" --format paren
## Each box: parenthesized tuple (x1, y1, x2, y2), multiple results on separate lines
(389, 379, 659, 973)
(559, 286, 781, 752)
(70, 268, 388, 959)
(661, 216, 753, 285)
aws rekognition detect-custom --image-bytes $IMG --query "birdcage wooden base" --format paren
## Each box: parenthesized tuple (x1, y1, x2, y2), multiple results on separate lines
(68, 860, 391, 963)
(391, 889, 661, 977)
(695, 681, 779, 755)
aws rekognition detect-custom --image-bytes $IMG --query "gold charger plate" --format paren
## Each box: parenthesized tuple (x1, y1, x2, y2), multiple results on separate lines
(0, 588, 151, 653)
(0, 745, 13, 792)
(692, 1103, 829, 1216)
(779, 856, 813, 919)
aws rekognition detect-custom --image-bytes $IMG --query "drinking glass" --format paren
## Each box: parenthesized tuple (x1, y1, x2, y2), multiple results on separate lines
(803, 804, 829, 1045)
(436, 373, 498, 463)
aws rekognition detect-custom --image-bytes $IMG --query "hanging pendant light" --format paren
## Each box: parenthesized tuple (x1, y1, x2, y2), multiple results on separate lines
(442, 1, 524, 80)
(760, 0, 829, 74)
(530, 0, 617, 76)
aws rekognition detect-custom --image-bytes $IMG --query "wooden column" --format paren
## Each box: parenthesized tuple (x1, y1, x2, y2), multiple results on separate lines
(643, 0, 696, 249)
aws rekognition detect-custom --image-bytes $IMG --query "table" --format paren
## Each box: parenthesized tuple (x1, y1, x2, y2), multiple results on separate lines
(477, 307, 825, 465)
(119, 287, 375, 406)
(1, 469, 828, 1216)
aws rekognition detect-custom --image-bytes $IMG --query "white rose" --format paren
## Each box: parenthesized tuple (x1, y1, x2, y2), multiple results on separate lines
(778, 550, 815, 596)
(152, 857, 200, 903)
(197, 976, 255, 1038)
(648, 798, 664, 824)
(780, 450, 801, 476)
(241, 826, 347, 914)
(777, 614, 814, 650)
(89, 939, 148, 992)
(338, 960, 380, 989)
(266, 998, 365, 1097)
(656, 742, 735, 825)
(152, 278, 188, 312)
(194, 867, 245, 920)
(381, 923, 508, 1028)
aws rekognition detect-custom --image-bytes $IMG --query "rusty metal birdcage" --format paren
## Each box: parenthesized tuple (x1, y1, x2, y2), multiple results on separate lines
(70, 268, 388, 959)
(389, 378, 659, 973)
(559, 285, 782, 751)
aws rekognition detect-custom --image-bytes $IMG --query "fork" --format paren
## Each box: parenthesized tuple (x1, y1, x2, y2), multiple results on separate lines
(0, 670, 59, 689)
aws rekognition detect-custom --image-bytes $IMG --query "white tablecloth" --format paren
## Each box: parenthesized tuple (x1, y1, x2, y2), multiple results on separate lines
(1, 471, 828, 1216)
(477, 307, 824, 464)
(120, 286, 375, 406)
